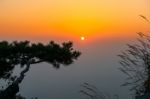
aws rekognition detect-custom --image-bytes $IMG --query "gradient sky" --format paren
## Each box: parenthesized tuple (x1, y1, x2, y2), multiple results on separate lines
(0, 0, 149, 41)
(0, 1, 149, 99)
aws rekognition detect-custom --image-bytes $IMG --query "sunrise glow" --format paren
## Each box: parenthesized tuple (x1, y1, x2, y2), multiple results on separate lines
(81, 36, 85, 41)
(0, 0, 149, 41)
(0, 1, 149, 99)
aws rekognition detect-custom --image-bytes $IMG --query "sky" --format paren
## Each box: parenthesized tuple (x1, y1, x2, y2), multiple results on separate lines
(0, 1, 149, 99)
(0, 0, 149, 42)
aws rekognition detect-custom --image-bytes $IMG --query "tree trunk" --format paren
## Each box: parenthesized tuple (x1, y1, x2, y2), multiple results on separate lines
(0, 62, 30, 99)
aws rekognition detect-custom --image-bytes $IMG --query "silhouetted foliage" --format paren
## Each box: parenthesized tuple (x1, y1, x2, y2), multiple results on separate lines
(139, 15, 150, 23)
(118, 33, 150, 96)
(80, 82, 118, 99)
(0, 40, 81, 99)
(15, 94, 37, 99)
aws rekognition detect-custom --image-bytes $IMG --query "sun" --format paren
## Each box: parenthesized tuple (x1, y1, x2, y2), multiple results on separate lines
(81, 36, 85, 41)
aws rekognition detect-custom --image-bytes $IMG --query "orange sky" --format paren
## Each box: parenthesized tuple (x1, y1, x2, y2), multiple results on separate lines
(0, 0, 149, 41)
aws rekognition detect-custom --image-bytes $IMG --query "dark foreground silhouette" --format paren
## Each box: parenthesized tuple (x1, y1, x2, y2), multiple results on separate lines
(0, 41, 81, 99)
(119, 33, 150, 98)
